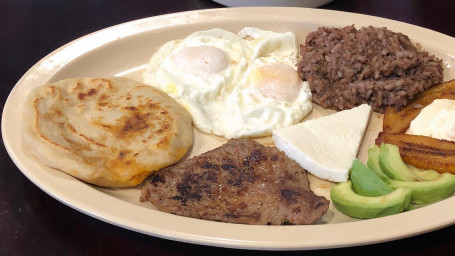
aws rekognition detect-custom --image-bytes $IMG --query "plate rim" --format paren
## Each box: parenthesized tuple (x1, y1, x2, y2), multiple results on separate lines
(3, 7, 455, 250)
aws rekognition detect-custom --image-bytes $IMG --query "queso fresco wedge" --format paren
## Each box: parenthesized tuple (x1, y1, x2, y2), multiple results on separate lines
(273, 104, 371, 182)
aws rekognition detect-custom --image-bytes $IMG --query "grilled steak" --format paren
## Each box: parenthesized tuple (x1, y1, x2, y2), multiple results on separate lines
(140, 139, 329, 225)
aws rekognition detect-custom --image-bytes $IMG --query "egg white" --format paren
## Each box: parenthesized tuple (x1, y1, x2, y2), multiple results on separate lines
(239, 27, 298, 67)
(143, 29, 250, 102)
(190, 57, 312, 138)
(142, 27, 312, 139)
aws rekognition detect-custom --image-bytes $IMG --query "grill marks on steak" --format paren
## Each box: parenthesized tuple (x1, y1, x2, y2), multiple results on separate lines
(140, 139, 329, 225)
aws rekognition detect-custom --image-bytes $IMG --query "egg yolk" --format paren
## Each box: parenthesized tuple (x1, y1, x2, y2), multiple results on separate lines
(251, 63, 302, 102)
(172, 46, 228, 76)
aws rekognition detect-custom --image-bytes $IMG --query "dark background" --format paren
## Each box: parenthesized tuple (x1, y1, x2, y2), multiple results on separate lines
(2, 0, 455, 255)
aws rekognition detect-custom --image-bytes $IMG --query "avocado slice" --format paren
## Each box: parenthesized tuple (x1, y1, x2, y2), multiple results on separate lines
(368, 144, 439, 181)
(387, 173, 455, 204)
(350, 159, 393, 197)
(407, 165, 441, 181)
(367, 145, 390, 182)
(331, 181, 412, 219)
(379, 143, 421, 181)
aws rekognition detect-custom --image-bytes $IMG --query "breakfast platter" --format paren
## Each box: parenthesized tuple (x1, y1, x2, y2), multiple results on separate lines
(3, 7, 455, 250)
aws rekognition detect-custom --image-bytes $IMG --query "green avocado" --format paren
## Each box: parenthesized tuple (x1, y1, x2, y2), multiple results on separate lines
(350, 159, 393, 197)
(367, 145, 390, 182)
(331, 181, 412, 219)
(387, 173, 455, 204)
(407, 165, 441, 181)
(379, 143, 421, 181)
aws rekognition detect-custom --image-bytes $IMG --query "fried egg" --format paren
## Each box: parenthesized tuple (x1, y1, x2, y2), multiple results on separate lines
(239, 27, 298, 67)
(191, 57, 311, 138)
(143, 27, 312, 139)
(143, 29, 250, 101)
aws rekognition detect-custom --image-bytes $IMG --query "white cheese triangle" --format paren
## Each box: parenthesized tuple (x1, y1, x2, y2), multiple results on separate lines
(272, 104, 372, 182)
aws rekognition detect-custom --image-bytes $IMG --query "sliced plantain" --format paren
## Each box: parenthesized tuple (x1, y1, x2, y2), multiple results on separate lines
(378, 79, 455, 174)
(369, 144, 439, 181)
(382, 79, 455, 134)
(376, 132, 455, 174)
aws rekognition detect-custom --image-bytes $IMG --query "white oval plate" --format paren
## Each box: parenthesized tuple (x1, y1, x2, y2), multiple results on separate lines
(3, 7, 455, 250)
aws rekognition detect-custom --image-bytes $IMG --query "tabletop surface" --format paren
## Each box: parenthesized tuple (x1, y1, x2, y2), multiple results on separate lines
(2, 0, 455, 255)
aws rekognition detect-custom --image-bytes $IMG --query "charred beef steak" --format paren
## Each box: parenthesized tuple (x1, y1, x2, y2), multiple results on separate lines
(140, 139, 329, 225)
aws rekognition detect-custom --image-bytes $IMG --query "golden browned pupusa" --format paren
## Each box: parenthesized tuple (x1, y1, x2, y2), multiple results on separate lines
(23, 77, 193, 187)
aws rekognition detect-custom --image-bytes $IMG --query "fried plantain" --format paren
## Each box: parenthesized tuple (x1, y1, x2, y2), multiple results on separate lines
(376, 132, 455, 174)
(382, 79, 455, 134)
(377, 79, 455, 174)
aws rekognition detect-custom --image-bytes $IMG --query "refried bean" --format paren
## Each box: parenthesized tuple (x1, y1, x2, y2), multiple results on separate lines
(297, 25, 444, 113)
